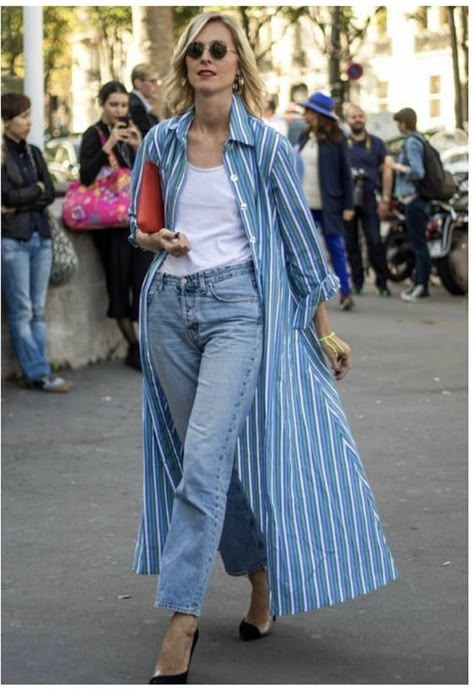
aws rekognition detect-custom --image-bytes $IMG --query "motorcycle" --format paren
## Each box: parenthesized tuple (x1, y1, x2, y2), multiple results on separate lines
(383, 175, 468, 295)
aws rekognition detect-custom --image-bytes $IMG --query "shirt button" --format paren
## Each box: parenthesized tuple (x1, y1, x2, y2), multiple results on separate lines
(240, 202, 247, 210)
(230, 174, 238, 182)
(249, 236, 256, 244)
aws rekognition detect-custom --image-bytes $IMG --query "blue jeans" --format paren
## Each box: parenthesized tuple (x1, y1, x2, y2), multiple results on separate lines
(1, 232, 53, 382)
(146, 261, 267, 615)
(405, 196, 431, 288)
(311, 210, 351, 295)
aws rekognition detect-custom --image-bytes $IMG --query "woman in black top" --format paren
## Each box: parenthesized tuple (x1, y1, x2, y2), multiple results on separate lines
(1, 92, 71, 392)
(79, 81, 153, 370)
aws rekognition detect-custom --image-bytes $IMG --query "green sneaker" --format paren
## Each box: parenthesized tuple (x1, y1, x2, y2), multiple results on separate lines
(353, 287, 363, 296)
(378, 287, 392, 297)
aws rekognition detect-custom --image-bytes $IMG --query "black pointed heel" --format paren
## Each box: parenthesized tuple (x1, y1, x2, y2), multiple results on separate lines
(239, 617, 274, 641)
(149, 627, 199, 684)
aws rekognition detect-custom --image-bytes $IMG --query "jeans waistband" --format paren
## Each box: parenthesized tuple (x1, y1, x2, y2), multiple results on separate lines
(157, 260, 255, 289)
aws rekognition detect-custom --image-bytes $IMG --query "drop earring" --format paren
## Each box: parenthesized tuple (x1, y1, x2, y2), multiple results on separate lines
(232, 74, 244, 95)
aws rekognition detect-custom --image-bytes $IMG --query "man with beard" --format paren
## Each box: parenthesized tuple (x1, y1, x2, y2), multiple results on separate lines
(344, 104, 392, 296)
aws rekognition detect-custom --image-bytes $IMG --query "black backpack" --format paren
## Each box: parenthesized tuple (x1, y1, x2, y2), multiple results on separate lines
(407, 133, 456, 201)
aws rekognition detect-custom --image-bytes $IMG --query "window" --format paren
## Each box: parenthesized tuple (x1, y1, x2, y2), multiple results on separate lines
(439, 7, 449, 27)
(430, 100, 441, 118)
(417, 6, 428, 30)
(376, 7, 388, 37)
(429, 74, 441, 119)
(430, 75, 441, 94)
(377, 81, 389, 112)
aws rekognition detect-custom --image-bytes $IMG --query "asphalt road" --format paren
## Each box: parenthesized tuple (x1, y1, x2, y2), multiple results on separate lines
(2, 281, 468, 685)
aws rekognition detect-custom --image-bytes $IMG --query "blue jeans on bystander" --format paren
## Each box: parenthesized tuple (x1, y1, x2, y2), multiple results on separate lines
(1, 232, 53, 382)
(311, 209, 351, 295)
(405, 196, 432, 288)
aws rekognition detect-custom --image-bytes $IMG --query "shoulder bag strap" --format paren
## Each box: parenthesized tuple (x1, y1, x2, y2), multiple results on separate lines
(95, 125, 120, 169)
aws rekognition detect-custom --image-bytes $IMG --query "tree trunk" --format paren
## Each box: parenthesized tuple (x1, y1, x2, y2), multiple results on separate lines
(460, 6, 468, 127)
(448, 6, 463, 130)
(132, 6, 173, 119)
(329, 6, 343, 117)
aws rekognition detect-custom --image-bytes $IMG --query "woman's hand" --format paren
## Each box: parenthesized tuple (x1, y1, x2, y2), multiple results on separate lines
(385, 156, 408, 174)
(127, 122, 142, 151)
(342, 209, 354, 222)
(319, 332, 352, 380)
(102, 122, 132, 153)
(136, 228, 191, 256)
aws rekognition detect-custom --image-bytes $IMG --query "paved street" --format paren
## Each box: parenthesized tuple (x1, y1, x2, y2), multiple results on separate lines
(2, 281, 468, 685)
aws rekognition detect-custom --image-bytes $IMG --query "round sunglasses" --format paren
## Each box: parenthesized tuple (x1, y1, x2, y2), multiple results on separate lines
(185, 40, 237, 61)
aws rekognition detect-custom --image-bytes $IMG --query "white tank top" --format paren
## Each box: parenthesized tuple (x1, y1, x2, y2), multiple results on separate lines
(160, 162, 252, 277)
(301, 134, 322, 210)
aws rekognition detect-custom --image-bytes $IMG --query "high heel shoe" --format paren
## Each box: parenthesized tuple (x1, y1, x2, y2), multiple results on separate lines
(149, 628, 199, 684)
(239, 616, 275, 641)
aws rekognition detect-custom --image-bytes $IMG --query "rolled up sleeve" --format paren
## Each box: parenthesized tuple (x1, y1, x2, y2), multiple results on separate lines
(270, 137, 340, 329)
(404, 136, 425, 181)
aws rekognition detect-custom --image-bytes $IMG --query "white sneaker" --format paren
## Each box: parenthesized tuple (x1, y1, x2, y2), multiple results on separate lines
(28, 375, 72, 393)
(401, 285, 430, 302)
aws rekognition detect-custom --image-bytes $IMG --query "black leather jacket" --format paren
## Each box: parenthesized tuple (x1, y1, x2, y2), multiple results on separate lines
(1, 138, 55, 241)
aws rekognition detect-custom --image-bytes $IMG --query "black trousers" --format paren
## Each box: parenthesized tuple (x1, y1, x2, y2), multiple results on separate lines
(344, 195, 388, 290)
(93, 227, 153, 320)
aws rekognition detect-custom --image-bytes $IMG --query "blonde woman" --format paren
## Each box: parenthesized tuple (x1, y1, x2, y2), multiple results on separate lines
(130, 11, 398, 684)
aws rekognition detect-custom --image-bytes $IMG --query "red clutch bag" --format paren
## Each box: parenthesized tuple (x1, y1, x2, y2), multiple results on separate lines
(136, 159, 164, 233)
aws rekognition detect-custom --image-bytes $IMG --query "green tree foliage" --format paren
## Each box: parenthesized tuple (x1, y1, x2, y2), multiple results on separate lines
(1, 6, 25, 77)
(236, 6, 307, 61)
(1, 6, 76, 90)
(172, 6, 203, 39)
(87, 6, 132, 81)
(43, 7, 77, 88)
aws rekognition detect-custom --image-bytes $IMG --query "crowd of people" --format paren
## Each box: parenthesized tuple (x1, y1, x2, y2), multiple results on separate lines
(1, 49, 437, 391)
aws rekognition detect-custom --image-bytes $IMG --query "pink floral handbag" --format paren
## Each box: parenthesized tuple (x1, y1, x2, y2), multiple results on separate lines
(62, 127, 131, 231)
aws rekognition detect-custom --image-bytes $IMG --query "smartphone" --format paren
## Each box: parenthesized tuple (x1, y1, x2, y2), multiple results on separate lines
(117, 115, 130, 126)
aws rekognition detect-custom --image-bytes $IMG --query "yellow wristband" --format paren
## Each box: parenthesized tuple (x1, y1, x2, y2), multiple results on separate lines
(318, 332, 345, 355)
(319, 331, 336, 343)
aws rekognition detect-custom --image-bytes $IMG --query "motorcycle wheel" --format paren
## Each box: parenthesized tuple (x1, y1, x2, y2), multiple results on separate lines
(384, 228, 415, 283)
(436, 227, 468, 295)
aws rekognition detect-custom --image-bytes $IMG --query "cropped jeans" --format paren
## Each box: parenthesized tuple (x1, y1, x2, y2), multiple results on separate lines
(1, 232, 53, 382)
(146, 260, 267, 615)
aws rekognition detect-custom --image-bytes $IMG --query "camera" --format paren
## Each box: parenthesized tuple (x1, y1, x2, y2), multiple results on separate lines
(351, 167, 367, 208)
(117, 115, 130, 126)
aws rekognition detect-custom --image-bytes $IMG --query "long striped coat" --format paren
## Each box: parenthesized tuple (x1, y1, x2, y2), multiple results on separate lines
(129, 96, 398, 616)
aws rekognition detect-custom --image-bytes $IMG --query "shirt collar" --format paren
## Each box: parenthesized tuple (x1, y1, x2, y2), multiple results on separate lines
(4, 135, 27, 152)
(167, 96, 255, 147)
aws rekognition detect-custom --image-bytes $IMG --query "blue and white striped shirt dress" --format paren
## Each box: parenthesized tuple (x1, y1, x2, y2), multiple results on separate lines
(129, 96, 398, 616)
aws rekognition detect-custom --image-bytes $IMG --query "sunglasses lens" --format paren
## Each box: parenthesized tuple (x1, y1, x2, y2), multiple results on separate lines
(209, 41, 228, 59)
(186, 42, 204, 59)
(186, 40, 231, 60)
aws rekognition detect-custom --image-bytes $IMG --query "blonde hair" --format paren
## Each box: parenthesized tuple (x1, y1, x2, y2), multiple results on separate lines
(131, 63, 156, 85)
(162, 12, 265, 117)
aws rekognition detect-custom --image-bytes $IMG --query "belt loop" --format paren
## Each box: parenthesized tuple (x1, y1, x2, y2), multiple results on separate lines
(199, 272, 206, 291)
